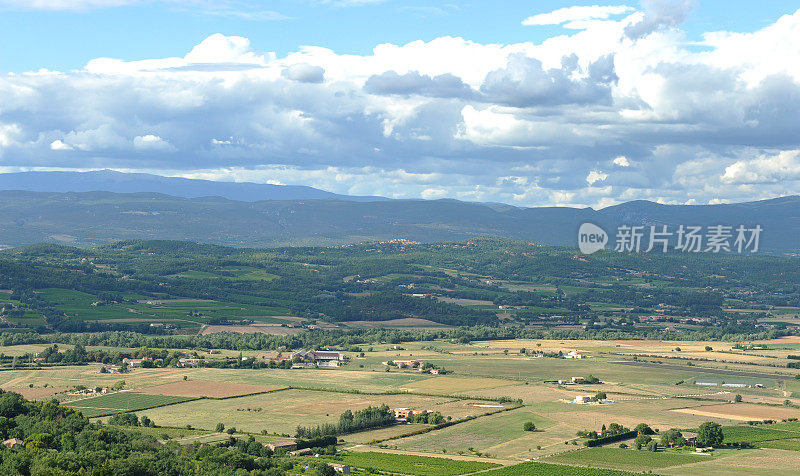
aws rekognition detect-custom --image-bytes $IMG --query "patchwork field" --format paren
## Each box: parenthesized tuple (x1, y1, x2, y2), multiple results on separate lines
(134, 380, 283, 398)
(66, 392, 194, 417)
(129, 388, 509, 434)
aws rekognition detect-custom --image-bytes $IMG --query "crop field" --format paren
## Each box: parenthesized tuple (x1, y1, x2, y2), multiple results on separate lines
(36, 287, 291, 325)
(65, 392, 194, 417)
(312, 451, 500, 476)
(130, 389, 505, 434)
(672, 403, 800, 422)
(544, 447, 708, 471)
(481, 462, 634, 475)
(719, 424, 800, 443)
(3, 386, 67, 400)
(133, 380, 283, 398)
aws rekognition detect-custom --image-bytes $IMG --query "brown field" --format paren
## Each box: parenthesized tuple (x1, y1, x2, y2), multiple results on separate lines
(4, 386, 67, 400)
(134, 380, 283, 398)
(672, 403, 800, 422)
(200, 324, 305, 336)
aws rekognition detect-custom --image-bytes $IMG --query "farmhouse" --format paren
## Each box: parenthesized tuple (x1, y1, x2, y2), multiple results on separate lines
(395, 408, 414, 419)
(266, 441, 297, 452)
(565, 351, 588, 359)
(574, 395, 596, 404)
(328, 463, 351, 474)
(178, 358, 209, 367)
(122, 357, 152, 368)
(291, 350, 347, 367)
(3, 438, 24, 449)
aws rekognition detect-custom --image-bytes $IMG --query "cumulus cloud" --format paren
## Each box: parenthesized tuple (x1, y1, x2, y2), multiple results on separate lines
(364, 71, 474, 98)
(522, 5, 634, 26)
(50, 140, 73, 151)
(281, 64, 325, 83)
(721, 150, 800, 184)
(624, 0, 696, 39)
(2, 7, 800, 208)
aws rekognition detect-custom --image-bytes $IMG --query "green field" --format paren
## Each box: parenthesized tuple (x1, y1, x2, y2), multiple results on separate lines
(544, 447, 706, 471)
(65, 392, 194, 417)
(721, 425, 800, 443)
(37, 287, 289, 324)
(311, 451, 499, 476)
(481, 462, 635, 475)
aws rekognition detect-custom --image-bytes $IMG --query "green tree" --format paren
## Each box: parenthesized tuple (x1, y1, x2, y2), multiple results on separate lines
(735, 394, 742, 403)
(660, 428, 686, 447)
(216, 422, 225, 432)
(635, 434, 652, 450)
(523, 421, 536, 432)
(595, 392, 607, 401)
(697, 421, 724, 447)
(635, 423, 654, 435)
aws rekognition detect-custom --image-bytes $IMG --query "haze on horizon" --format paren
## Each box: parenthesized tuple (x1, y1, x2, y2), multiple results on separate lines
(0, 0, 799, 208)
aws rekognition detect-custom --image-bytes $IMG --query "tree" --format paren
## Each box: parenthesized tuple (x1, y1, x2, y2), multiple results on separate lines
(660, 429, 686, 448)
(705, 346, 713, 351)
(111, 380, 125, 391)
(697, 421, 724, 447)
(523, 422, 536, 432)
(595, 392, 607, 401)
(735, 394, 742, 403)
(635, 423, 654, 435)
(216, 423, 225, 432)
(635, 434, 652, 450)
(647, 440, 658, 452)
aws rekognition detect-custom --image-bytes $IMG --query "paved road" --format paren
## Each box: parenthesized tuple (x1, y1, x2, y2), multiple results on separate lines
(612, 360, 793, 381)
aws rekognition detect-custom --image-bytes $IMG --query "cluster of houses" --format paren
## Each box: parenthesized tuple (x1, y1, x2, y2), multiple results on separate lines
(695, 381, 764, 388)
(265, 442, 350, 473)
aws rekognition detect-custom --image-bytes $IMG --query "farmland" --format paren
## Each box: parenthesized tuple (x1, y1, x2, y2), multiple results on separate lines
(65, 392, 195, 417)
(0, 238, 797, 474)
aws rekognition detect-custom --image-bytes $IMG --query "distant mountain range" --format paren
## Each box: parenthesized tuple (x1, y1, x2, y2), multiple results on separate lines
(0, 171, 796, 253)
(0, 170, 385, 202)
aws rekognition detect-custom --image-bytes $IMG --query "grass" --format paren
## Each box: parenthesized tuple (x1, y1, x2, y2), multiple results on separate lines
(65, 392, 194, 417)
(481, 462, 635, 475)
(310, 451, 499, 476)
(757, 439, 800, 451)
(544, 447, 705, 471)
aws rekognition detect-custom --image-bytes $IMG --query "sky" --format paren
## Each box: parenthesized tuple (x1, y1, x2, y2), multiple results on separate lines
(0, 0, 799, 208)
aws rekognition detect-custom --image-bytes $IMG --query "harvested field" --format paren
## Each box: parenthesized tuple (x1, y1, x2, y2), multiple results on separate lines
(672, 403, 800, 422)
(134, 380, 284, 398)
(400, 376, 512, 394)
(200, 324, 304, 336)
(3, 386, 67, 400)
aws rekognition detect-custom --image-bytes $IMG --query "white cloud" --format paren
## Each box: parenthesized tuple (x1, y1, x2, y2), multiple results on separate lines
(2, 7, 800, 207)
(421, 188, 447, 199)
(613, 156, 630, 167)
(134, 134, 175, 151)
(50, 139, 73, 151)
(721, 150, 800, 184)
(586, 170, 608, 185)
(522, 5, 634, 26)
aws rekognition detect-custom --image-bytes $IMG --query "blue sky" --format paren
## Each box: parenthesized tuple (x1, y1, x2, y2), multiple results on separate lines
(1, 1, 796, 73)
(1, 1, 799, 208)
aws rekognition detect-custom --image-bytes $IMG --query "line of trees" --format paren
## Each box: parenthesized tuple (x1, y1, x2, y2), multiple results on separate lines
(295, 405, 396, 438)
